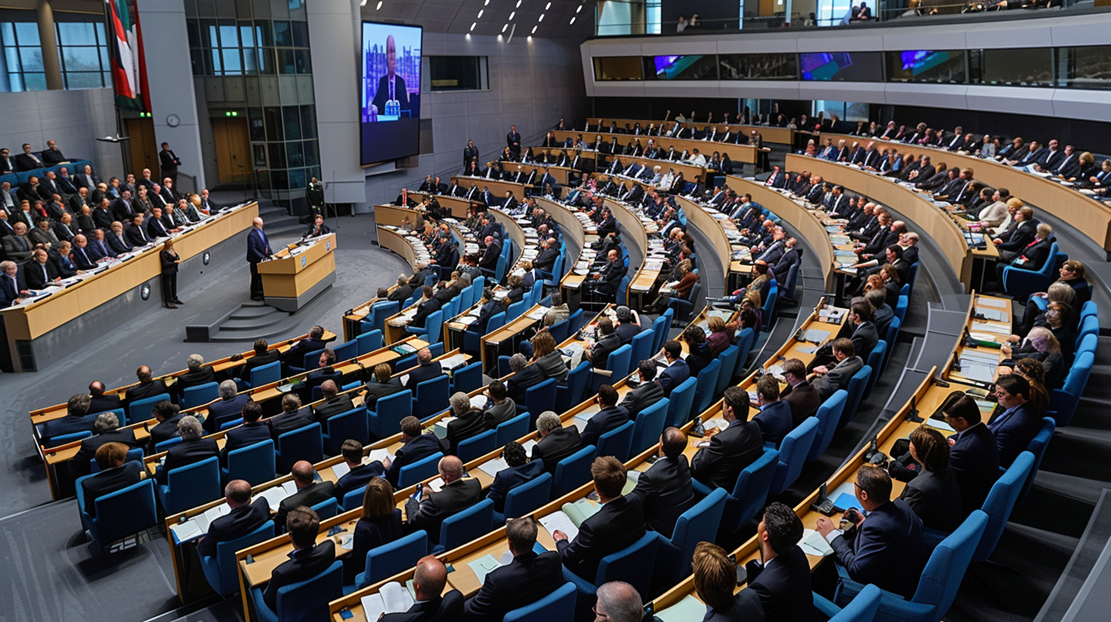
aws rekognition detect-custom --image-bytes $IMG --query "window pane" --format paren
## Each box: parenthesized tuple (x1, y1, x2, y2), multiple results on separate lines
(258, 47, 274, 74)
(211, 48, 223, 73)
(428, 56, 483, 91)
(273, 21, 292, 46)
(256, 22, 272, 46)
(20, 47, 44, 72)
(99, 45, 109, 69)
(1059, 46, 1111, 90)
(243, 48, 258, 74)
(291, 21, 308, 47)
(886, 50, 965, 84)
(58, 22, 97, 46)
(1, 23, 15, 45)
(288, 168, 306, 190)
(65, 71, 105, 89)
(278, 49, 296, 73)
(219, 24, 239, 48)
(222, 48, 242, 74)
(248, 107, 265, 141)
(187, 20, 201, 47)
(23, 72, 46, 90)
(240, 24, 256, 47)
(719, 53, 798, 80)
(300, 106, 316, 139)
(268, 143, 287, 169)
(294, 49, 310, 73)
(5, 47, 19, 73)
(62, 47, 102, 72)
(264, 107, 284, 141)
(799, 52, 884, 81)
(592, 56, 643, 81)
(283, 106, 301, 139)
(980, 48, 1052, 87)
(303, 140, 319, 167)
(270, 169, 288, 190)
(644, 55, 718, 80)
(286, 141, 304, 167)
(14, 23, 40, 45)
(10, 73, 24, 91)
(191, 48, 206, 74)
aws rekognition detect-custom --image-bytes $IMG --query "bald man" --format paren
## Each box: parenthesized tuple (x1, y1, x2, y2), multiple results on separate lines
(313, 379, 355, 423)
(382, 556, 464, 621)
(197, 479, 269, 558)
(246, 216, 273, 300)
(369, 34, 410, 120)
(405, 456, 482, 545)
(123, 365, 168, 407)
(276, 460, 336, 529)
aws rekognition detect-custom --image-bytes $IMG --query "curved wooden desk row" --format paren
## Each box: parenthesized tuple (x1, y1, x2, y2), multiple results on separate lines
(675, 195, 753, 290)
(648, 293, 1011, 615)
(820, 132, 1111, 253)
(585, 118, 795, 145)
(592, 153, 707, 182)
(554, 130, 760, 166)
(601, 197, 665, 307)
(450, 176, 531, 204)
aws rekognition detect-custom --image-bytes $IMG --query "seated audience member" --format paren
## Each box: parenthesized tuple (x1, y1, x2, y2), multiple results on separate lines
(69, 412, 145, 478)
(506, 353, 545, 403)
(300, 348, 339, 396)
(383, 416, 443, 488)
(753, 375, 793, 447)
(263, 506, 337, 610)
(748, 502, 813, 621)
(619, 360, 665, 419)
(706, 315, 733, 358)
(531, 410, 583, 474)
(155, 415, 219, 485)
(276, 460, 337, 528)
(410, 286, 443, 329)
(405, 456, 482, 545)
(238, 339, 281, 380)
(482, 381, 516, 429)
(405, 347, 443, 388)
(146, 400, 183, 452)
(313, 380, 355, 423)
(485, 441, 545, 514)
(898, 426, 963, 532)
(580, 384, 629, 448)
(632, 427, 696, 538)
(333, 439, 385, 502)
(694, 542, 766, 622)
(220, 400, 270, 462)
(88, 380, 122, 415)
(542, 292, 570, 327)
(123, 365, 168, 407)
(584, 317, 622, 368)
(461, 515, 563, 622)
(530, 330, 569, 382)
(810, 338, 864, 401)
(682, 323, 714, 378)
(40, 394, 98, 442)
(592, 581, 643, 622)
(1012, 358, 1051, 414)
(282, 324, 329, 367)
(656, 340, 691, 396)
(362, 362, 405, 410)
(944, 395, 1001, 515)
(443, 391, 487, 455)
(80, 442, 143, 518)
(553, 457, 646, 581)
(816, 465, 928, 600)
(268, 393, 314, 440)
(176, 354, 215, 398)
(350, 477, 404, 585)
(779, 358, 820, 425)
(381, 556, 464, 621)
(691, 386, 765, 490)
(197, 479, 269, 558)
(988, 374, 1043, 467)
(613, 305, 641, 345)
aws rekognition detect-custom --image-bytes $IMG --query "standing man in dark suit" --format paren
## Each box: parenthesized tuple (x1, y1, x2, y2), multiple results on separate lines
(79, 442, 143, 519)
(382, 556, 464, 622)
(220, 401, 271, 463)
(405, 456, 482, 545)
(462, 516, 563, 622)
(579, 384, 629, 449)
(531, 411, 583, 475)
(506, 125, 521, 158)
(383, 416, 443, 488)
(987, 375, 1043, 468)
(332, 440, 385, 502)
(463, 140, 479, 171)
(747, 502, 814, 621)
(816, 465, 928, 600)
(779, 359, 820, 426)
(944, 395, 1000, 517)
(197, 479, 270, 558)
(263, 506, 336, 610)
(631, 427, 696, 538)
(276, 461, 338, 529)
(155, 416, 219, 485)
(159, 142, 181, 185)
(691, 386, 765, 491)
(246, 216, 273, 301)
(618, 361, 665, 419)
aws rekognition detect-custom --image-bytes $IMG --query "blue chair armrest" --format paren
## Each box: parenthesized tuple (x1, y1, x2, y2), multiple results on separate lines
(562, 565, 597, 597)
(812, 592, 842, 619)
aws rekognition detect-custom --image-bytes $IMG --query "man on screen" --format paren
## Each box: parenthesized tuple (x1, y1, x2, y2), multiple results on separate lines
(369, 34, 410, 120)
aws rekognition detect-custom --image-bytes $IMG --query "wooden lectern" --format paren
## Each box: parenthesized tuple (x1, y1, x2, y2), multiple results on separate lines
(257, 233, 337, 312)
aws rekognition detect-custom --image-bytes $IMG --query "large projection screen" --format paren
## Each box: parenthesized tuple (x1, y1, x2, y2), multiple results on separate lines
(360, 22, 422, 165)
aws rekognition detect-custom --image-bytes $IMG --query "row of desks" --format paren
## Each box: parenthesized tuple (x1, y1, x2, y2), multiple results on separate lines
(554, 131, 761, 165)
(585, 117, 795, 145)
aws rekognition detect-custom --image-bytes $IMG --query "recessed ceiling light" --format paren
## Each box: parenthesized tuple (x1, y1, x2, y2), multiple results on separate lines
(470, 22, 476, 31)
(546, 2, 551, 8)
(477, 9, 483, 17)
(531, 25, 537, 33)
(570, 17, 576, 24)
(509, 11, 515, 19)
(538, 13, 544, 22)
(502, 23, 508, 32)
(576, 5, 582, 12)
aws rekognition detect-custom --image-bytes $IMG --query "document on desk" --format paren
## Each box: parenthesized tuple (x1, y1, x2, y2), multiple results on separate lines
(332, 461, 351, 479)
(169, 519, 204, 543)
(562, 498, 600, 527)
(527, 306, 550, 321)
(427, 477, 445, 493)
(571, 414, 592, 433)
(521, 439, 538, 459)
(956, 361, 996, 384)
(622, 471, 640, 496)
(540, 511, 579, 542)
(656, 595, 707, 622)
(433, 418, 455, 439)
(799, 529, 834, 557)
(360, 581, 415, 621)
(257, 486, 288, 512)
(467, 554, 504, 586)
(478, 458, 511, 478)
(439, 354, 469, 371)
(970, 321, 1010, 336)
(976, 297, 1009, 309)
(975, 307, 1008, 322)
(365, 449, 394, 465)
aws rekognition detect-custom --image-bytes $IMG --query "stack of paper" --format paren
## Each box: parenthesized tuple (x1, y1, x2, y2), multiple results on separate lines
(799, 529, 834, 557)
(433, 417, 455, 439)
(360, 582, 415, 621)
(366, 449, 394, 465)
(467, 554, 504, 585)
(539, 510, 580, 541)
(332, 461, 351, 479)
(521, 439, 538, 458)
(562, 498, 600, 527)
(656, 595, 707, 622)
(478, 458, 510, 477)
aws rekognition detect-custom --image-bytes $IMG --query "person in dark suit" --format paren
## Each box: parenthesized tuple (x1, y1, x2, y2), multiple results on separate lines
(657, 340, 691, 396)
(86, 380, 122, 415)
(79, 442, 143, 519)
(176, 353, 215, 399)
(619, 360, 665, 419)
(146, 400, 183, 453)
(779, 359, 820, 426)
(14, 143, 44, 171)
(631, 427, 696, 538)
(695, 542, 767, 622)
(505, 353, 545, 404)
(159, 142, 181, 184)
(362, 362, 406, 411)
(197, 479, 270, 558)
(388, 274, 415, 303)
(996, 223, 1053, 285)
(40, 394, 99, 443)
(125, 214, 152, 247)
(381, 556, 465, 622)
(263, 505, 336, 610)
(384, 416, 443, 488)
(554, 456, 646, 581)
(753, 376, 793, 447)
(155, 416, 219, 485)
(281, 325, 328, 367)
(816, 465, 928, 600)
(579, 384, 629, 449)
(691, 386, 765, 491)
(484, 442, 544, 514)
(276, 461, 338, 529)
(482, 380, 517, 429)
(369, 35, 410, 119)
(405, 346, 443, 389)
(748, 502, 813, 621)
(811, 338, 865, 402)
(236, 339, 282, 380)
(24, 248, 60, 290)
(106, 221, 133, 255)
(348, 477, 404, 585)
(590, 249, 627, 301)
(462, 516, 563, 622)
(532, 411, 583, 475)
(246, 217, 273, 301)
(207, 380, 251, 432)
(944, 395, 1001, 516)
(409, 287, 443, 330)
(442, 392, 487, 455)
(220, 401, 271, 463)
(405, 456, 482, 545)
(313, 380, 355, 423)
(121, 365, 168, 410)
(268, 393, 314, 441)
(988, 374, 1043, 467)
(332, 440, 386, 503)
(898, 427, 963, 532)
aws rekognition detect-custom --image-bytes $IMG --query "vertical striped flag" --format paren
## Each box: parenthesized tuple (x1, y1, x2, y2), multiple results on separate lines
(105, 0, 149, 112)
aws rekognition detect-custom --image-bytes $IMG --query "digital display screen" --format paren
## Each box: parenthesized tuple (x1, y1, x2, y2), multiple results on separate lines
(899, 51, 950, 76)
(799, 52, 883, 82)
(360, 22, 423, 165)
(652, 55, 707, 80)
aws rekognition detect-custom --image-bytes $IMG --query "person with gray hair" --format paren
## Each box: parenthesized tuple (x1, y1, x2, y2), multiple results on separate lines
(68, 411, 146, 478)
(177, 353, 215, 400)
(443, 391, 486, 455)
(156, 415, 219, 484)
(462, 515, 564, 620)
(506, 352, 545, 403)
(0, 260, 21, 308)
(268, 393, 313, 440)
(531, 411, 582, 474)
(595, 581, 643, 622)
(206, 378, 251, 432)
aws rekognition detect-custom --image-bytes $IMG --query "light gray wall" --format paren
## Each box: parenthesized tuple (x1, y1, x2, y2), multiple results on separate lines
(0, 87, 123, 174)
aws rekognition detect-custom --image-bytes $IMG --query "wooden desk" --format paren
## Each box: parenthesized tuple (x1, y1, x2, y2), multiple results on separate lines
(586, 118, 795, 145)
(595, 153, 705, 182)
(0, 202, 258, 372)
(556, 131, 759, 165)
(676, 196, 752, 291)
(408, 193, 473, 219)
(536, 197, 595, 310)
(257, 233, 337, 312)
(450, 176, 530, 202)
(480, 304, 544, 373)
(602, 198, 661, 309)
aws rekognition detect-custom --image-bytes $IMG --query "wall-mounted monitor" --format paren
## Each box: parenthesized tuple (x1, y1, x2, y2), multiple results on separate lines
(799, 52, 883, 82)
(360, 21, 423, 166)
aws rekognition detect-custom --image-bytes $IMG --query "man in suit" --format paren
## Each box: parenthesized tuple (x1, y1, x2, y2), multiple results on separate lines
(384, 416, 443, 488)
(361, 362, 405, 411)
(988, 375, 1043, 467)
(40, 394, 99, 443)
(631, 427, 696, 538)
(69, 234, 98, 270)
(618, 360, 665, 419)
(119, 366, 167, 412)
(993, 207, 1037, 261)
(263, 505, 336, 610)
(177, 353, 216, 397)
(748, 502, 814, 621)
(268, 393, 314, 440)
(779, 359, 820, 426)
(74, 164, 98, 191)
(657, 340, 691, 396)
(276, 461, 338, 529)
(83, 380, 119, 415)
(79, 442, 143, 519)
(382, 556, 464, 622)
(155, 416, 218, 485)
(234, 339, 280, 381)
(505, 353, 545, 404)
(221, 401, 271, 463)
(405, 347, 443, 389)
(0, 147, 15, 174)
(585, 317, 622, 369)
(811, 338, 863, 401)
(370, 35, 410, 119)
(282, 324, 328, 368)
(593, 582, 643, 622)
(313, 380, 355, 423)
(125, 214, 152, 247)
(506, 125, 521, 157)
(14, 143, 44, 171)
(24, 248, 60, 290)
(996, 224, 1054, 285)
(246, 217, 273, 301)
(197, 479, 270, 558)
(482, 441, 544, 514)
(481, 381, 516, 430)
(146, 207, 171, 238)
(817, 465, 928, 600)
(146, 400, 183, 453)
(111, 189, 137, 223)
(554, 456, 645, 581)
(406, 456, 482, 544)
(462, 516, 563, 622)
(332, 439, 385, 502)
(159, 142, 181, 185)
(0, 260, 21, 308)
(69, 412, 145, 478)
(207, 380, 251, 432)
(945, 394, 1000, 515)
(409, 286, 442, 330)
(691, 386, 764, 490)
(580, 384, 629, 449)
(590, 249, 626, 302)
(532, 410, 583, 475)
(695, 542, 767, 622)
(753, 376, 793, 447)
(387, 274, 415, 303)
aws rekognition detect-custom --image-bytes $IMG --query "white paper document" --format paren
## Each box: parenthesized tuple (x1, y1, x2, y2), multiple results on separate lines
(478, 458, 511, 477)
(539, 510, 579, 543)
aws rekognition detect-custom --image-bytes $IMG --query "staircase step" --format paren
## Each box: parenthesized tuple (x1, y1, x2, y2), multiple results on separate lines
(218, 313, 294, 332)
(209, 313, 304, 342)
(227, 304, 281, 319)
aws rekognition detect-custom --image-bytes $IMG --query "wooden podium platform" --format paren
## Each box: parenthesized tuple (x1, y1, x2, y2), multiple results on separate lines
(257, 233, 337, 312)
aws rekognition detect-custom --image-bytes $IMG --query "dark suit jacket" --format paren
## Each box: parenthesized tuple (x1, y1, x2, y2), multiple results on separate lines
(89, 393, 122, 415)
(147, 414, 184, 453)
(485, 460, 545, 514)
(41, 412, 100, 442)
(781, 381, 820, 426)
(850, 321, 879, 361)
(558, 494, 646, 581)
(385, 433, 442, 487)
(177, 366, 216, 397)
(24, 260, 59, 290)
(618, 381, 665, 419)
(262, 539, 336, 610)
(406, 361, 443, 388)
(691, 419, 764, 491)
(207, 394, 251, 430)
(580, 405, 629, 449)
(334, 462, 386, 502)
(532, 426, 582, 475)
(703, 589, 766, 622)
(363, 378, 406, 410)
(381, 590, 465, 622)
(70, 429, 146, 478)
(406, 478, 482, 544)
(80, 461, 143, 518)
(221, 421, 272, 461)
(829, 499, 927, 599)
(239, 349, 282, 379)
(282, 337, 327, 366)
(901, 468, 963, 532)
(949, 423, 1000, 515)
(658, 359, 690, 396)
(444, 409, 487, 455)
(818, 356, 864, 402)
(754, 401, 793, 447)
(462, 551, 564, 622)
(268, 407, 314, 441)
(276, 481, 338, 529)
(987, 401, 1041, 467)
(506, 363, 546, 403)
(631, 455, 695, 538)
(198, 498, 270, 557)
(124, 379, 168, 407)
(156, 438, 220, 485)
(749, 545, 814, 622)
(313, 394, 355, 423)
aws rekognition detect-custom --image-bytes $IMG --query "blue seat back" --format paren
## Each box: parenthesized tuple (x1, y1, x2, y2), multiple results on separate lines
(809, 390, 847, 461)
(89, 447, 144, 473)
(734, 327, 755, 376)
(333, 339, 358, 363)
(397, 451, 444, 488)
(615, 275, 632, 307)
(1051, 351, 1093, 427)
(225, 440, 276, 486)
(201, 520, 275, 596)
(271, 560, 343, 622)
(666, 376, 698, 427)
(182, 382, 219, 409)
(605, 344, 633, 379)
(903, 511, 988, 616)
(651, 310, 672, 352)
(630, 329, 655, 368)
(596, 419, 635, 462)
(1077, 314, 1099, 349)
(356, 329, 385, 355)
(1020, 418, 1055, 503)
(299, 348, 327, 373)
(883, 316, 901, 370)
(88, 478, 159, 545)
(369, 389, 413, 439)
(555, 361, 592, 413)
(770, 416, 819, 495)
(548, 317, 572, 342)
(569, 308, 587, 333)
(437, 498, 494, 552)
(414, 376, 450, 420)
(496, 413, 530, 446)
(630, 398, 669, 456)
(249, 361, 282, 388)
(129, 393, 171, 423)
(715, 345, 740, 397)
(840, 365, 872, 428)
(729, 447, 780, 530)
(423, 310, 445, 345)
(310, 497, 339, 520)
(487, 311, 508, 334)
(784, 260, 801, 301)
(503, 582, 577, 622)
(975, 451, 1034, 562)
(457, 429, 498, 463)
(692, 358, 722, 416)
(506, 299, 529, 321)
(525, 378, 558, 422)
(760, 281, 778, 332)
(595, 531, 660, 599)
(369, 301, 400, 333)
(893, 294, 908, 324)
(342, 486, 368, 512)
(503, 472, 553, 520)
(864, 341, 886, 398)
(830, 584, 883, 622)
(356, 530, 429, 590)
(552, 445, 597, 499)
(471, 276, 486, 302)
(155, 436, 184, 453)
(162, 456, 221, 515)
(452, 361, 483, 393)
(276, 423, 324, 474)
(49, 430, 92, 447)
(669, 488, 727, 578)
(323, 406, 370, 455)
